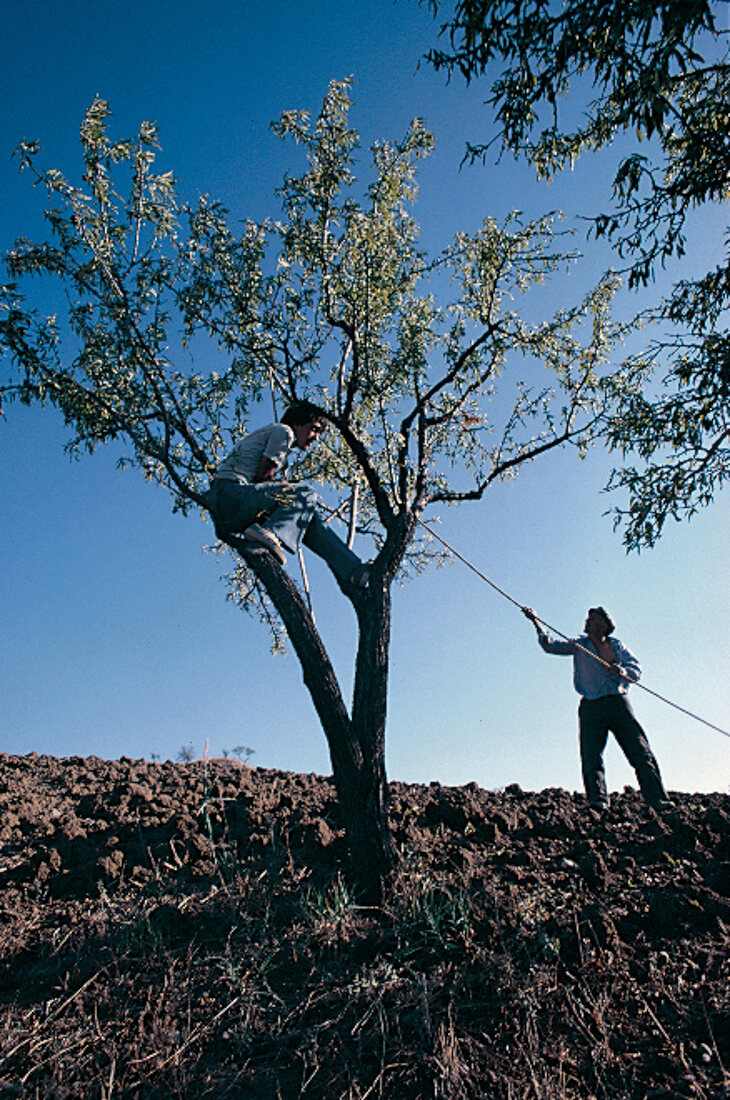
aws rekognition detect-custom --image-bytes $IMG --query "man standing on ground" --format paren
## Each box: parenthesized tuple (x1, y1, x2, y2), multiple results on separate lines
(207, 401, 371, 591)
(522, 606, 669, 809)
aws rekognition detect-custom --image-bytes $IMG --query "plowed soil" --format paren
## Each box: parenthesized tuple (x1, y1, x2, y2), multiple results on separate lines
(0, 752, 728, 1098)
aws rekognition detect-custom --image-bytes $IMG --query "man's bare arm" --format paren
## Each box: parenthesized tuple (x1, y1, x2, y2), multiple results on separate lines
(254, 457, 279, 483)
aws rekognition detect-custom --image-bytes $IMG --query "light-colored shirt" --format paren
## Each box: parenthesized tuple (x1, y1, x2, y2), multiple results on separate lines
(214, 423, 294, 484)
(536, 630, 641, 699)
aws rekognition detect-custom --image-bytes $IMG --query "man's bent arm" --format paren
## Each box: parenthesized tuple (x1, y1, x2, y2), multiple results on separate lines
(254, 457, 279, 483)
(536, 632, 575, 656)
(612, 640, 642, 683)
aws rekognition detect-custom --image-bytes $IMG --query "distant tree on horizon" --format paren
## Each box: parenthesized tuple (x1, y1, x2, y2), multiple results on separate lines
(1, 84, 635, 899)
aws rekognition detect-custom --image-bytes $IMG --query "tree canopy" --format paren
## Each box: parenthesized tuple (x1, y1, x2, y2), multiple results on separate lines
(426, 0, 730, 547)
(1, 83, 635, 893)
(1, 85, 628, 560)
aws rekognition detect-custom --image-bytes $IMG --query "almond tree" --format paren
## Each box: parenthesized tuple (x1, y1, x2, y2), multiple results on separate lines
(0, 84, 629, 899)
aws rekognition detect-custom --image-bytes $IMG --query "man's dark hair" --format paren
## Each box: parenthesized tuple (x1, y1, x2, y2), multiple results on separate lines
(590, 606, 616, 635)
(281, 401, 325, 427)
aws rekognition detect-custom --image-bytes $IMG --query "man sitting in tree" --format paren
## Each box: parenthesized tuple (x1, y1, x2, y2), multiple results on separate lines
(207, 401, 370, 590)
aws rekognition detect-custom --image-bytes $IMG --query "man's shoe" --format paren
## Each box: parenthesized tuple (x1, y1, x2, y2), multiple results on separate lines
(243, 524, 287, 565)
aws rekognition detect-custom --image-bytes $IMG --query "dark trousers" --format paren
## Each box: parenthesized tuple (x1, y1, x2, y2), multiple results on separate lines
(578, 694, 667, 807)
(206, 478, 363, 581)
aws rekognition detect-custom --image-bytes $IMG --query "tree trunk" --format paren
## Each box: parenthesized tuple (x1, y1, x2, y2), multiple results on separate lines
(231, 538, 397, 902)
(349, 573, 399, 902)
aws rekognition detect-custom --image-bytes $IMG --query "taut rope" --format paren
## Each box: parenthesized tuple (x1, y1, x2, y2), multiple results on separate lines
(417, 518, 730, 740)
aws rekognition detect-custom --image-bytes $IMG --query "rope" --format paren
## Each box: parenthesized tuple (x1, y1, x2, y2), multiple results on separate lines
(417, 517, 730, 740)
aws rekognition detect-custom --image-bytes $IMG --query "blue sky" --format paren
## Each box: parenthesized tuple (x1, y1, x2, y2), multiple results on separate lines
(1, 0, 728, 795)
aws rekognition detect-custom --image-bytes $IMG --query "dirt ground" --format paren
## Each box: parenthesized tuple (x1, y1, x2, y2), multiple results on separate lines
(0, 752, 728, 1098)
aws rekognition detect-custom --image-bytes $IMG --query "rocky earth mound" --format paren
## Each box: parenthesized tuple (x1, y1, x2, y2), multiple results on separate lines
(0, 752, 728, 1098)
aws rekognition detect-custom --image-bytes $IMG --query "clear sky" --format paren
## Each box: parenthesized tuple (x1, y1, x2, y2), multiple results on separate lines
(1, 0, 728, 796)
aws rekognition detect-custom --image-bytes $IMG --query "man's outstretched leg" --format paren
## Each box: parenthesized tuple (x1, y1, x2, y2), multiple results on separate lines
(303, 512, 371, 589)
(611, 698, 668, 807)
(263, 488, 370, 587)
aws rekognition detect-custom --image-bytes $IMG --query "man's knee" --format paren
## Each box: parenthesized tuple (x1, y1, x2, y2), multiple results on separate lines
(615, 717, 653, 766)
(209, 480, 264, 535)
(628, 738, 657, 772)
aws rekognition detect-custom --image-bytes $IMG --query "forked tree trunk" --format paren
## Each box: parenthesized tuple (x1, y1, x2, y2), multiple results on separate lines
(230, 538, 398, 902)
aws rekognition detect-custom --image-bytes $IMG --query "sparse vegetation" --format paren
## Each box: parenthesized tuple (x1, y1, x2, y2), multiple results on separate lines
(222, 745, 255, 764)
